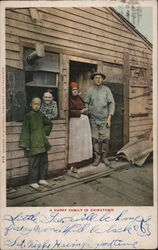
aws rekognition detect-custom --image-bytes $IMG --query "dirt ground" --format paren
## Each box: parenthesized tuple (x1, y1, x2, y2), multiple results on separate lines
(7, 160, 153, 207)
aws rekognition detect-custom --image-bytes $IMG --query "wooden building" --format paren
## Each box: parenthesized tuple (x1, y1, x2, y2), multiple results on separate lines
(6, 7, 152, 186)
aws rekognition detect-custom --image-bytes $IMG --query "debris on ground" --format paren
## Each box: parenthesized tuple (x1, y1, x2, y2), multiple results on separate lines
(117, 129, 153, 166)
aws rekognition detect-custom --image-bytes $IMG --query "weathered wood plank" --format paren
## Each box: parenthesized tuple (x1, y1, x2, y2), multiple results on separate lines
(130, 115, 152, 122)
(6, 42, 20, 52)
(40, 8, 152, 52)
(6, 24, 150, 66)
(7, 151, 65, 169)
(39, 10, 151, 59)
(7, 138, 65, 152)
(130, 118, 152, 127)
(7, 145, 65, 160)
(6, 20, 123, 60)
(84, 7, 120, 23)
(6, 9, 152, 62)
(40, 8, 140, 43)
(6, 120, 66, 127)
(62, 7, 132, 33)
(6, 34, 20, 43)
(130, 129, 151, 138)
(6, 59, 19, 69)
(48, 159, 65, 171)
(7, 8, 151, 52)
(6, 50, 19, 60)
(130, 124, 152, 133)
(7, 157, 28, 169)
(7, 159, 66, 179)
(6, 130, 66, 142)
(6, 123, 66, 134)
(11, 8, 30, 16)
(7, 10, 130, 54)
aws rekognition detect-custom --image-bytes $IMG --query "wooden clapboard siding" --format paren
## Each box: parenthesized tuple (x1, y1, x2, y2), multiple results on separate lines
(6, 42, 20, 52)
(6, 8, 152, 64)
(6, 138, 65, 152)
(6, 59, 20, 69)
(6, 120, 66, 179)
(7, 159, 65, 179)
(130, 124, 152, 133)
(130, 128, 151, 138)
(6, 20, 123, 60)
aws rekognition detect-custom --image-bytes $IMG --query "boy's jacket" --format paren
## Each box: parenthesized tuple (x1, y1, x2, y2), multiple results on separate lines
(19, 110, 53, 156)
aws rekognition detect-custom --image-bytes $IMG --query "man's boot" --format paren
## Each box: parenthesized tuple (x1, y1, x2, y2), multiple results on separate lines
(101, 139, 111, 166)
(92, 138, 101, 166)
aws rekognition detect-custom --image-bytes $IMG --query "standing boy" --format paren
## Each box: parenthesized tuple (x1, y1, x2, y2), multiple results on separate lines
(19, 97, 53, 190)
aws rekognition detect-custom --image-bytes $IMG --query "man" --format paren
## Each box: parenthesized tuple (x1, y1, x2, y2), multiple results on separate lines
(84, 72, 115, 167)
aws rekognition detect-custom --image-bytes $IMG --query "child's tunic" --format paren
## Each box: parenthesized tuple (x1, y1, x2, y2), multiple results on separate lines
(19, 110, 52, 156)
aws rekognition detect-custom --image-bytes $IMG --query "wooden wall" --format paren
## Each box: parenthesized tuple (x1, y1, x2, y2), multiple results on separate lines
(6, 8, 152, 68)
(5, 7, 153, 183)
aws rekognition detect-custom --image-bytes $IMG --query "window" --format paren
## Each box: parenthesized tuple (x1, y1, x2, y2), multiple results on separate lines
(23, 47, 59, 117)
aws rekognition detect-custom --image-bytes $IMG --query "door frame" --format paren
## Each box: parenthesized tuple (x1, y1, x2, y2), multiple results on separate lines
(66, 56, 99, 165)
(63, 54, 129, 164)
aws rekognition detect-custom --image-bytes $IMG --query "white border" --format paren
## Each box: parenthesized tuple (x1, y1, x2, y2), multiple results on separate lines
(0, 1, 157, 249)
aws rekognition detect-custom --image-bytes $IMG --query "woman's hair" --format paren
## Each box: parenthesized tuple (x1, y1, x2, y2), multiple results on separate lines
(44, 89, 53, 96)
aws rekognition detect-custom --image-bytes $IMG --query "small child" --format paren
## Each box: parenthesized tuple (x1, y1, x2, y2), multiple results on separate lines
(40, 89, 58, 120)
(19, 97, 53, 190)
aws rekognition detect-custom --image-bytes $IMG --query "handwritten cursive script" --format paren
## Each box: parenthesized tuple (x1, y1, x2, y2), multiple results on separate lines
(2, 209, 152, 249)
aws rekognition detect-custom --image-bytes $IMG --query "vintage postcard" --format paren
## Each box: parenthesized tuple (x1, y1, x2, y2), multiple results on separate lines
(0, 0, 157, 249)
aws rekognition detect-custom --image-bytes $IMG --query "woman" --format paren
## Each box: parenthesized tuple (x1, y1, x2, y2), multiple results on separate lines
(68, 82, 93, 167)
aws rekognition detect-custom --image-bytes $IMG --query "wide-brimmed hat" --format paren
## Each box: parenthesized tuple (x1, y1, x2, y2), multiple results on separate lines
(90, 72, 106, 80)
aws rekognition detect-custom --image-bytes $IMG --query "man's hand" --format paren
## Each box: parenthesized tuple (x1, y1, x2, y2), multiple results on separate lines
(106, 115, 111, 128)
(81, 108, 88, 115)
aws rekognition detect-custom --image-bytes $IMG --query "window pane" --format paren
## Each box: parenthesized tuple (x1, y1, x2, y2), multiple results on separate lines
(33, 71, 57, 85)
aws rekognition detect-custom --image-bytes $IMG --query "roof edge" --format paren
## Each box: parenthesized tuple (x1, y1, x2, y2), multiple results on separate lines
(110, 7, 152, 48)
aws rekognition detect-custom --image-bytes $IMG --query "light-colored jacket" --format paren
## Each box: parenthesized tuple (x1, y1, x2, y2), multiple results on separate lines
(84, 85, 115, 123)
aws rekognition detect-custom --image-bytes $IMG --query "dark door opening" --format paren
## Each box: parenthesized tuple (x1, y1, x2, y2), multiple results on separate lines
(103, 62, 124, 155)
(69, 61, 97, 97)
(105, 82, 123, 155)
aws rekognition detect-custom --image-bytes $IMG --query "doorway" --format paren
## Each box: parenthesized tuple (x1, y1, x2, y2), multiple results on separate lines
(103, 62, 124, 155)
(69, 61, 97, 97)
(69, 60, 124, 157)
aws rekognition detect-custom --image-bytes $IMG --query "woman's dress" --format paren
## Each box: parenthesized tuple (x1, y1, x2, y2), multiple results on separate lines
(68, 95, 93, 164)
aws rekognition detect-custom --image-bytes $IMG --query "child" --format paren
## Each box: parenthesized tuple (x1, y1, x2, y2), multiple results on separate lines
(19, 97, 53, 190)
(40, 89, 58, 120)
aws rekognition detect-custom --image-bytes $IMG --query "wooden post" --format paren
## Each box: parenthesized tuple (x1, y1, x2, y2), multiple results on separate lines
(123, 52, 130, 144)
(97, 61, 103, 72)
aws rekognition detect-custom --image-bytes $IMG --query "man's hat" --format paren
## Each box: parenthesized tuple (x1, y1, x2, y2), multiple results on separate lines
(70, 82, 78, 89)
(90, 72, 106, 80)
